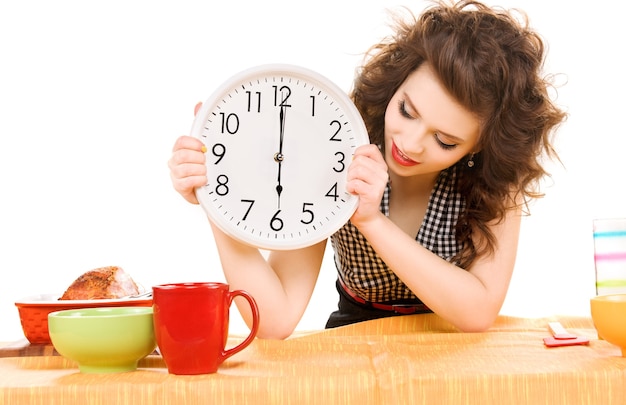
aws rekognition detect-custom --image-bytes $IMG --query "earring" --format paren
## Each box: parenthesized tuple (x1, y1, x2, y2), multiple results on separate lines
(467, 153, 475, 168)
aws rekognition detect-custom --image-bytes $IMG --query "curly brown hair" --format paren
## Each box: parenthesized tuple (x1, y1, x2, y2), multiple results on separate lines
(351, 0, 566, 268)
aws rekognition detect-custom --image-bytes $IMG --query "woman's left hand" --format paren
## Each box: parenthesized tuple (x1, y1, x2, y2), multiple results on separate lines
(347, 144, 389, 226)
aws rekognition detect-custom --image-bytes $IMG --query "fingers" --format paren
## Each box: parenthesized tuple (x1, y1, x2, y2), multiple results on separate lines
(171, 135, 204, 153)
(346, 144, 388, 225)
(169, 135, 208, 204)
(169, 137, 206, 175)
(167, 101, 205, 205)
(168, 158, 207, 183)
(347, 144, 388, 193)
(352, 144, 385, 164)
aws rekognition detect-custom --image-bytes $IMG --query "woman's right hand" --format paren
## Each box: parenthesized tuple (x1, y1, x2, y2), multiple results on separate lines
(168, 135, 207, 205)
(168, 102, 207, 204)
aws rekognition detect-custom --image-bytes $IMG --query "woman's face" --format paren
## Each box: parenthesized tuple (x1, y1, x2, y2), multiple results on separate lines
(384, 64, 480, 178)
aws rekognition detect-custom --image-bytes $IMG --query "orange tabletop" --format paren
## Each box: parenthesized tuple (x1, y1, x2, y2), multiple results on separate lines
(0, 314, 624, 405)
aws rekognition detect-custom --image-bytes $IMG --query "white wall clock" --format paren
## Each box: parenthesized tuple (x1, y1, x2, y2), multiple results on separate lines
(191, 64, 369, 250)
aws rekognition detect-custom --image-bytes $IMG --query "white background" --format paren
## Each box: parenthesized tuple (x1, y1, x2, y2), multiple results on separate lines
(1, 0, 624, 341)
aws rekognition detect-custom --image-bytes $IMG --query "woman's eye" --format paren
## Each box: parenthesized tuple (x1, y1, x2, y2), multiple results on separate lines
(399, 100, 413, 119)
(398, 100, 458, 150)
(435, 134, 457, 150)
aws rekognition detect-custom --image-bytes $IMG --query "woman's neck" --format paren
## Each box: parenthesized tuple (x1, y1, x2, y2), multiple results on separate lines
(388, 171, 440, 199)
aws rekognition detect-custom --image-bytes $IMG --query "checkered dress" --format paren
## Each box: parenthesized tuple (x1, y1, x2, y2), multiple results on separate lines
(330, 166, 465, 302)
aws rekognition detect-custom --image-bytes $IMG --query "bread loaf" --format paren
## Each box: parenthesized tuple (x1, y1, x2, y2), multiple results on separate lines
(59, 266, 140, 300)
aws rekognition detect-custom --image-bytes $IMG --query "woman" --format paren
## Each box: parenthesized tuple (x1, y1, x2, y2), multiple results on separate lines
(168, 0, 566, 339)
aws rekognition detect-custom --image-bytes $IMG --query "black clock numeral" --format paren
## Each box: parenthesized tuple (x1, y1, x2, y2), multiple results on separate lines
(310, 95, 315, 116)
(270, 210, 284, 232)
(246, 91, 261, 113)
(301, 203, 314, 225)
(329, 120, 341, 141)
(325, 183, 339, 201)
(219, 112, 239, 134)
(273, 85, 292, 107)
(241, 199, 255, 221)
(212, 143, 226, 164)
(215, 174, 229, 196)
(333, 151, 346, 173)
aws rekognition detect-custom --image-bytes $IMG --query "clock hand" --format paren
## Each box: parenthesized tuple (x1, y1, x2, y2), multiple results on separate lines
(279, 104, 286, 156)
(275, 105, 286, 208)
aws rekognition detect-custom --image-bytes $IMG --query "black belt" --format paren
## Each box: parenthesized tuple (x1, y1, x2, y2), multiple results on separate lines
(338, 278, 429, 315)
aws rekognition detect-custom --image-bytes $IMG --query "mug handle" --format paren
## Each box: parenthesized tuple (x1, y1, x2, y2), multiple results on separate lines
(221, 289, 260, 361)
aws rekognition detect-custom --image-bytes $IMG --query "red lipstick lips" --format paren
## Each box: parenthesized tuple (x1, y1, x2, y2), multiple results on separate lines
(391, 143, 419, 167)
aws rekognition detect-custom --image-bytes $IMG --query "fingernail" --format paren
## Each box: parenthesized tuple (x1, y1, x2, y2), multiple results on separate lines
(201, 145, 207, 153)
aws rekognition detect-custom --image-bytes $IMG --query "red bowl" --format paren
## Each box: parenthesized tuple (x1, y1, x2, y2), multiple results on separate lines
(15, 294, 152, 344)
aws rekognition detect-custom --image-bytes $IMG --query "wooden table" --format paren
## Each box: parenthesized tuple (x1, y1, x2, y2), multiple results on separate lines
(1, 314, 624, 405)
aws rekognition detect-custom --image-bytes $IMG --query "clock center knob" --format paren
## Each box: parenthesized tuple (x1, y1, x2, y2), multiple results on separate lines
(274, 152, 285, 162)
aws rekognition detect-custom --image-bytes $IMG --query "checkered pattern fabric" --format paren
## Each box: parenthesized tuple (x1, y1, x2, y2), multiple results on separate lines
(330, 166, 465, 302)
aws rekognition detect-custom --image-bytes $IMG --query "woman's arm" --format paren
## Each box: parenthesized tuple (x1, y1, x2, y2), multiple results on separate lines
(355, 206, 520, 332)
(347, 144, 521, 332)
(210, 223, 326, 339)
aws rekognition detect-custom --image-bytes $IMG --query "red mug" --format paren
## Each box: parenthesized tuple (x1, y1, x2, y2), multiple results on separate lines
(152, 282, 259, 375)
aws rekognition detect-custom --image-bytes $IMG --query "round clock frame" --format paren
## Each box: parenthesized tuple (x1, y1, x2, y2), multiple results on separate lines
(191, 64, 370, 250)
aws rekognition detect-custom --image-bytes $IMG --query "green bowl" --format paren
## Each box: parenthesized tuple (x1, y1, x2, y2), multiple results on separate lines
(48, 306, 156, 373)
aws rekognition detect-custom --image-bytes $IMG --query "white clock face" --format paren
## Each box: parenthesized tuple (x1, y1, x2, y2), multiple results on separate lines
(191, 64, 369, 250)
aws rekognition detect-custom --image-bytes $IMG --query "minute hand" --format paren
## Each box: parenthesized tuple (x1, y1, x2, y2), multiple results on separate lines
(279, 105, 286, 156)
